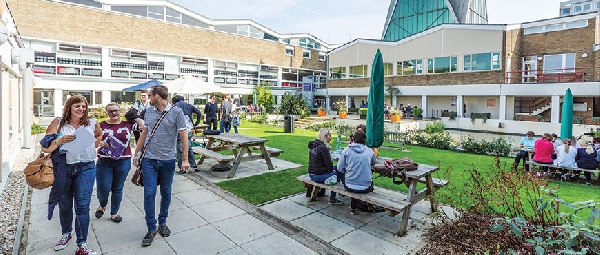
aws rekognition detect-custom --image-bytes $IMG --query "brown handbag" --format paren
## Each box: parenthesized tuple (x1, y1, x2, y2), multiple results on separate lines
(372, 158, 419, 184)
(24, 152, 55, 189)
(131, 108, 170, 186)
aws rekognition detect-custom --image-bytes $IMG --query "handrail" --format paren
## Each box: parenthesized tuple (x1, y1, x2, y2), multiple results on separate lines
(505, 67, 595, 84)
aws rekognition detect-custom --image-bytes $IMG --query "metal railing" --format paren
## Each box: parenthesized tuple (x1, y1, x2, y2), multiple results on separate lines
(505, 67, 592, 84)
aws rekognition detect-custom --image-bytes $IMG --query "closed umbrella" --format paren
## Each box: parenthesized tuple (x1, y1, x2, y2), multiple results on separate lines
(366, 49, 385, 149)
(122, 78, 163, 91)
(560, 88, 573, 139)
(164, 75, 218, 94)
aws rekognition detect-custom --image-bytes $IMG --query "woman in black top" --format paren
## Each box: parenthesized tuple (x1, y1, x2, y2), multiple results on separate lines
(203, 95, 218, 130)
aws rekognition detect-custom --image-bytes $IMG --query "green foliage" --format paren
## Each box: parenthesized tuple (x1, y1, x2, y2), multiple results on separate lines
(248, 113, 268, 124)
(359, 108, 368, 116)
(470, 113, 491, 124)
(255, 83, 275, 113)
(424, 121, 445, 134)
(408, 131, 454, 150)
(279, 93, 310, 118)
(449, 111, 457, 121)
(458, 135, 512, 157)
(491, 187, 600, 254)
(32, 123, 46, 135)
(536, 114, 544, 122)
(385, 85, 401, 105)
(413, 107, 423, 117)
(573, 116, 584, 124)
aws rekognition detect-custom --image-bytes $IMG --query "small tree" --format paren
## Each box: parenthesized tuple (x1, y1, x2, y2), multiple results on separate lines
(385, 85, 401, 106)
(280, 93, 310, 118)
(255, 82, 275, 113)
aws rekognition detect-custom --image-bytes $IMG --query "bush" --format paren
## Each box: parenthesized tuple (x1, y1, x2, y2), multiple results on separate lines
(32, 123, 46, 135)
(280, 93, 310, 118)
(458, 135, 511, 157)
(249, 113, 268, 124)
(408, 131, 453, 150)
(424, 121, 445, 134)
(413, 107, 423, 117)
(359, 108, 368, 116)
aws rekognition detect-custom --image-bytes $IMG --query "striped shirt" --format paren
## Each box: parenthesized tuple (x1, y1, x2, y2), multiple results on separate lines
(142, 103, 187, 160)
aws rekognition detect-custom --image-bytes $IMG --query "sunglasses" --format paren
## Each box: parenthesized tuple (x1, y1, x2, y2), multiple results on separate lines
(107, 109, 120, 114)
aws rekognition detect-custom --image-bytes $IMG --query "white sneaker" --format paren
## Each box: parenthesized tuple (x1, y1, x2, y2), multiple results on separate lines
(54, 233, 71, 251)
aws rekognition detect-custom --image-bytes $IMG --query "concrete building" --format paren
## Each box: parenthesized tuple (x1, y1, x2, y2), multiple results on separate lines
(7, 0, 330, 117)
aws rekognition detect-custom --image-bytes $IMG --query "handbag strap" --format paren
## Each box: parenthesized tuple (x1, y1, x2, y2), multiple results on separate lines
(139, 107, 170, 162)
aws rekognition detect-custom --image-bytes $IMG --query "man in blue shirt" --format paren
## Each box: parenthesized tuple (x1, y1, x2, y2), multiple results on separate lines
(172, 95, 201, 173)
(515, 131, 536, 171)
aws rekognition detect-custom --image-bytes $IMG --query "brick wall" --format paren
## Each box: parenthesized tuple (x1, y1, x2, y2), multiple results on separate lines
(329, 70, 504, 88)
(7, 0, 326, 71)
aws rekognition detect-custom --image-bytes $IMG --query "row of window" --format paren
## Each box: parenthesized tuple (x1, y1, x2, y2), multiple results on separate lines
(561, 1, 600, 16)
(328, 52, 500, 79)
(524, 20, 588, 35)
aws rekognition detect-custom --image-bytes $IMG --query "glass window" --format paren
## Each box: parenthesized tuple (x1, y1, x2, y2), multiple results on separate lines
(574, 5, 582, 12)
(427, 59, 434, 73)
(433, 57, 449, 73)
(329, 67, 346, 79)
(401, 61, 414, 75)
(451, 56, 457, 72)
(492, 53, 501, 70)
(471, 53, 492, 71)
(584, 4, 591, 11)
(286, 47, 294, 56)
(384, 63, 394, 76)
(561, 8, 571, 16)
(349, 65, 366, 78)
(543, 53, 576, 73)
(318, 53, 326, 62)
(303, 50, 311, 59)
(415, 60, 423, 74)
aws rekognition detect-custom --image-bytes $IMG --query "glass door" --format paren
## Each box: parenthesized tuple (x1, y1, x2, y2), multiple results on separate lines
(522, 56, 537, 83)
(39, 90, 55, 117)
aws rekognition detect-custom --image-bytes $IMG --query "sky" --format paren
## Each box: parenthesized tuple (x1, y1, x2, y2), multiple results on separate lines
(170, 0, 564, 44)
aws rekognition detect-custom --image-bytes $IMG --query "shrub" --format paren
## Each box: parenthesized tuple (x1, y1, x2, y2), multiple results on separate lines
(424, 121, 445, 134)
(409, 131, 453, 150)
(280, 93, 310, 118)
(32, 123, 46, 135)
(458, 135, 511, 157)
(413, 107, 423, 117)
(359, 108, 368, 116)
(449, 111, 457, 121)
(249, 113, 268, 124)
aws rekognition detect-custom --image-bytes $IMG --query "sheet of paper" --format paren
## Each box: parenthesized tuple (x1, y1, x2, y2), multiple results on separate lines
(61, 127, 96, 152)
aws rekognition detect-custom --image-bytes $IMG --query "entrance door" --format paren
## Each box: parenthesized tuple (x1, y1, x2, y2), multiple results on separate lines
(39, 90, 54, 117)
(522, 56, 538, 83)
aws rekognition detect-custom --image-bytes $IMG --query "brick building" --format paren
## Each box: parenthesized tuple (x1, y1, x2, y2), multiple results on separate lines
(7, 0, 329, 116)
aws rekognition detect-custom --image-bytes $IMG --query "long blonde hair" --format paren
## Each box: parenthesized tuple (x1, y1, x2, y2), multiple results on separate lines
(562, 138, 571, 153)
(578, 139, 595, 154)
(317, 128, 331, 149)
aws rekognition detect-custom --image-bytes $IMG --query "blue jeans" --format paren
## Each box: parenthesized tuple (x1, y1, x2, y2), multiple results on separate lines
(58, 161, 95, 244)
(220, 119, 231, 133)
(309, 171, 339, 200)
(177, 131, 197, 169)
(142, 158, 176, 232)
(96, 158, 131, 216)
(232, 125, 238, 133)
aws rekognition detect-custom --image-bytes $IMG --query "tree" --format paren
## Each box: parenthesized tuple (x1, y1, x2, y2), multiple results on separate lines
(385, 85, 401, 106)
(255, 82, 276, 113)
(280, 93, 310, 117)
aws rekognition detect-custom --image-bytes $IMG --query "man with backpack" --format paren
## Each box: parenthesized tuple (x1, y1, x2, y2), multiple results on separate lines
(220, 94, 233, 133)
(172, 95, 201, 174)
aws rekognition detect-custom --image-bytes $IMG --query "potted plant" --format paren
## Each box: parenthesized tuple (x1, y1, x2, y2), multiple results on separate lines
(412, 108, 423, 120)
(334, 100, 347, 119)
(317, 107, 326, 117)
(389, 109, 402, 122)
(359, 108, 368, 119)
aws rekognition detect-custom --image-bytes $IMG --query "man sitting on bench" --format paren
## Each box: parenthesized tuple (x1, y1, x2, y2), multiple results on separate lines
(337, 130, 377, 215)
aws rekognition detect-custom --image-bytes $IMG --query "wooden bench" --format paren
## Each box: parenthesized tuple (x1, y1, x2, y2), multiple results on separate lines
(417, 177, 449, 188)
(527, 160, 600, 174)
(193, 147, 235, 166)
(297, 174, 413, 236)
(250, 146, 284, 157)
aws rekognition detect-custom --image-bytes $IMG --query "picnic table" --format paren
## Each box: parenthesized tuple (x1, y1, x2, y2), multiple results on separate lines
(194, 133, 282, 178)
(297, 162, 443, 236)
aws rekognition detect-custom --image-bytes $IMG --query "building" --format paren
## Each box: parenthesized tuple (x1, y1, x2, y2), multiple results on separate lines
(382, 0, 488, 41)
(7, 0, 330, 117)
(560, 0, 600, 17)
(325, 12, 600, 135)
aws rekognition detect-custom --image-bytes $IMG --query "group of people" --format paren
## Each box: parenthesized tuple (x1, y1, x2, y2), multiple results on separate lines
(203, 94, 241, 133)
(515, 131, 600, 185)
(307, 124, 378, 214)
(39, 85, 212, 254)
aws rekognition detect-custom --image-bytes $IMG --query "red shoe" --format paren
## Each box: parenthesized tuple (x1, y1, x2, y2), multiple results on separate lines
(54, 233, 71, 251)
(75, 243, 97, 255)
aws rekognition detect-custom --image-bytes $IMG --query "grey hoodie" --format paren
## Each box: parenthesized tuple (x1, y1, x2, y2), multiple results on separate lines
(337, 143, 377, 190)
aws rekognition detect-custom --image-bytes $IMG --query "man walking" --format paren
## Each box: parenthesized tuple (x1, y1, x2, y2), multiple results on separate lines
(220, 94, 233, 133)
(132, 90, 149, 142)
(134, 85, 189, 246)
(204, 95, 218, 130)
(172, 95, 201, 174)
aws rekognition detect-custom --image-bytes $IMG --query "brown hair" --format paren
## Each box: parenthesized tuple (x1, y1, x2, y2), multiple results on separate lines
(59, 95, 90, 131)
(562, 138, 571, 153)
(542, 133, 552, 141)
(356, 124, 366, 133)
(353, 130, 366, 144)
(150, 85, 169, 100)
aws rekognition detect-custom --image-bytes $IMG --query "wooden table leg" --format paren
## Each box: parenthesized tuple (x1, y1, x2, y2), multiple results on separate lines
(425, 174, 438, 212)
(259, 143, 274, 170)
(227, 144, 247, 178)
(398, 179, 418, 236)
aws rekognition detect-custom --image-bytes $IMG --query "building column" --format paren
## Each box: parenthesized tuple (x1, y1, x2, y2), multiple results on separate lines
(101, 48, 110, 79)
(101, 90, 111, 106)
(393, 62, 398, 76)
(421, 95, 428, 118)
(22, 68, 32, 148)
(499, 95, 507, 121)
(551, 95, 560, 123)
(326, 96, 331, 114)
(393, 94, 398, 108)
(54, 89, 63, 117)
(457, 95, 464, 118)
(345, 95, 349, 110)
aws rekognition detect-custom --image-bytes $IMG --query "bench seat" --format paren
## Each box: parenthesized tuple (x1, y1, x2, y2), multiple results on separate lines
(250, 146, 284, 157)
(526, 161, 600, 174)
(297, 174, 412, 235)
(417, 177, 449, 188)
(193, 147, 234, 165)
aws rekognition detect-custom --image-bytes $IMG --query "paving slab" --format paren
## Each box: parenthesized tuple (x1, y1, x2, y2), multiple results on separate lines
(212, 213, 277, 245)
(239, 232, 319, 255)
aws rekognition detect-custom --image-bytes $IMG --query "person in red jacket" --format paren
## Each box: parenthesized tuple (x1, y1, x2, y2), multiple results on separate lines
(533, 133, 555, 176)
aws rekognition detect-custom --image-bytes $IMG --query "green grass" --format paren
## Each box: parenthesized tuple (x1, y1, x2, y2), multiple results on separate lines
(216, 122, 600, 211)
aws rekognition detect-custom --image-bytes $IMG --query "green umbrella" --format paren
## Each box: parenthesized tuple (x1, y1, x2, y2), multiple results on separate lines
(560, 88, 573, 139)
(366, 49, 385, 148)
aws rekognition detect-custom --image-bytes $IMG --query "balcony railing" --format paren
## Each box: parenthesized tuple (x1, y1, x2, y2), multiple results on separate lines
(505, 67, 591, 83)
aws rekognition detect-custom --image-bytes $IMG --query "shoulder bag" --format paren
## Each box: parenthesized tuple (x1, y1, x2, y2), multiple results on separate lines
(131, 108, 170, 186)
(24, 152, 54, 189)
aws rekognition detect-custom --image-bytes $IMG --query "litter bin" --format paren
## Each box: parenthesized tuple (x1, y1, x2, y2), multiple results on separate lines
(284, 115, 294, 133)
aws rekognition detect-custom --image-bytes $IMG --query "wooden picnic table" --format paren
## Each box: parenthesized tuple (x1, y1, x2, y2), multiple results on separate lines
(197, 133, 275, 178)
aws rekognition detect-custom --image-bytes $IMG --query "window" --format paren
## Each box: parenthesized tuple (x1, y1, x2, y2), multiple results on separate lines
(82, 68, 101, 77)
(561, 8, 571, 16)
(303, 50, 311, 59)
(464, 52, 501, 71)
(35, 52, 56, 63)
(430, 56, 457, 73)
(147, 6, 164, 20)
(463, 55, 471, 71)
(286, 46, 294, 56)
(318, 52, 326, 62)
(57, 66, 80, 75)
(111, 70, 129, 78)
(329, 67, 346, 79)
(543, 53, 575, 73)
(574, 5, 582, 13)
(349, 65, 367, 78)
(398, 60, 422, 75)
(384, 62, 394, 76)
(584, 3, 591, 11)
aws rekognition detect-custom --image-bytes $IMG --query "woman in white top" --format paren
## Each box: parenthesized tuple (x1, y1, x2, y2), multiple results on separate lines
(41, 95, 102, 255)
(555, 138, 577, 181)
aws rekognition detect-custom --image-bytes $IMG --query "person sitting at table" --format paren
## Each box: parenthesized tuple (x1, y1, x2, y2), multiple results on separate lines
(307, 128, 343, 205)
(555, 138, 577, 181)
(533, 133, 555, 176)
(515, 131, 535, 171)
(349, 124, 366, 144)
(576, 139, 597, 185)
(337, 130, 377, 215)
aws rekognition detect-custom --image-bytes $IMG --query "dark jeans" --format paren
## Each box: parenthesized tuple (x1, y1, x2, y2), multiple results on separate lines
(309, 171, 339, 200)
(142, 158, 176, 233)
(534, 160, 553, 172)
(206, 117, 218, 130)
(96, 158, 130, 216)
(515, 150, 530, 170)
(176, 130, 196, 169)
(220, 119, 231, 133)
(343, 183, 374, 209)
(59, 161, 95, 244)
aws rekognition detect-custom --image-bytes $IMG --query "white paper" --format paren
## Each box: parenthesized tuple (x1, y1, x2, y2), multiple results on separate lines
(61, 127, 96, 152)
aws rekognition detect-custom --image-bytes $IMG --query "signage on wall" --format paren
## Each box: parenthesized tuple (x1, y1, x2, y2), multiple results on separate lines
(573, 102, 587, 112)
(450, 98, 456, 106)
(487, 99, 495, 108)
(303, 82, 312, 91)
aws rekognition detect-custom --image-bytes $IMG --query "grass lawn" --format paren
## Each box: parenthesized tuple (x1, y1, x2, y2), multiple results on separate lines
(216, 122, 600, 214)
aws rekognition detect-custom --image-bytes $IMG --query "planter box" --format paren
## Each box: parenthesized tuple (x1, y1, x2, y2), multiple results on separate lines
(360, 115, 366, 120)
(317, 110, 326, 117)
(338, 112, 347, 119)
(390, 114, 402, 122)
